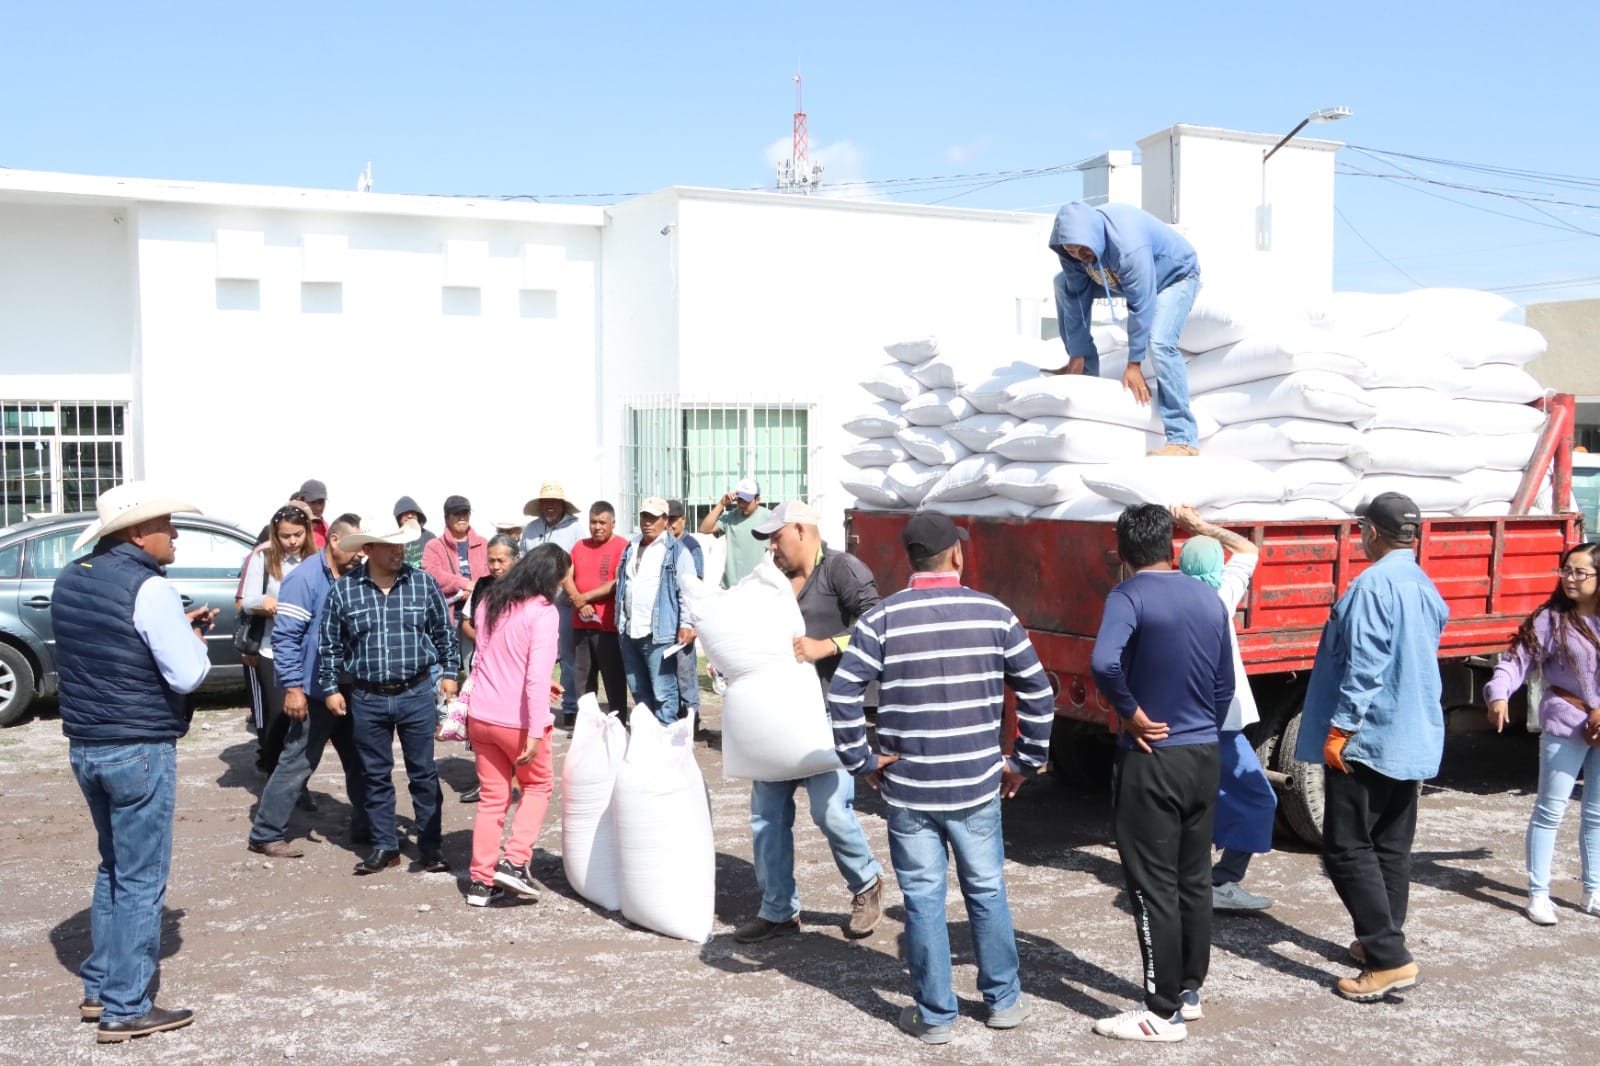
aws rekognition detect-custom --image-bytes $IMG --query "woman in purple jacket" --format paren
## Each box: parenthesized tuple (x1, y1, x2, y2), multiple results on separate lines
(1485, 542, 1600, 926)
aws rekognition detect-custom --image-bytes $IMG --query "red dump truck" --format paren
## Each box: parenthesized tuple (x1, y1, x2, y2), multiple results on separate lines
(844, 394, 1581, 844)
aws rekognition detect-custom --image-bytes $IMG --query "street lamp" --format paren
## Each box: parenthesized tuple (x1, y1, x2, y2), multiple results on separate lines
(1257, 106, 1352, 250)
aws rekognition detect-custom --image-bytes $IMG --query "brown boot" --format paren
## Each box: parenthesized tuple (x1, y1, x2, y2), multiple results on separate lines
(1146, 443, 1200, 457)
(1335, 962, 1419, 1002)
(846, 877, 884, 938)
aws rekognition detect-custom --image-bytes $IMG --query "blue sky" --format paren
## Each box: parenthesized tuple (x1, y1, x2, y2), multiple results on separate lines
(4, 1, 1598, 302)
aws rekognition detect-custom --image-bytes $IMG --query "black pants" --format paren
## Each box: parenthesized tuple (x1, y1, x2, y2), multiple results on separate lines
(248, 656, 290, 773)
(573, 628, 628, 714)
(1322, 762, 1420, 971)
(1112, 742, 1219, 1017)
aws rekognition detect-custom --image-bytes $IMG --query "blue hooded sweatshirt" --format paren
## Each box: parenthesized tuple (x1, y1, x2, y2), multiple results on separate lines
(1050, 202, 1199, 364)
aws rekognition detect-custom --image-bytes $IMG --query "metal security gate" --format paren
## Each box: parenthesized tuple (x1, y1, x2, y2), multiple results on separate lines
(621, 394, 816, 530)
(0, 402, 128, 527)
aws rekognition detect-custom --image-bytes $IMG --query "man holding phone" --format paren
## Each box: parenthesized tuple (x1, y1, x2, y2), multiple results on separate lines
(698, 477, 769, 588)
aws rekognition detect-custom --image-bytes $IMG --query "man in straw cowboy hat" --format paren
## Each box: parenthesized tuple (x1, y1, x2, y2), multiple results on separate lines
(521, 480, 585, 726)
(54, 481, 215, 1043)
(318, 518, 460, 876)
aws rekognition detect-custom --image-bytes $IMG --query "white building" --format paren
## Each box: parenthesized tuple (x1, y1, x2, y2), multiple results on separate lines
(0, 124, 1340, 544)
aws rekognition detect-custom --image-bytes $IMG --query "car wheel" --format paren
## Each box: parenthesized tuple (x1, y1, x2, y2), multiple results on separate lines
(0, 643, 38, 727)
(1274, 710, 1325, 847)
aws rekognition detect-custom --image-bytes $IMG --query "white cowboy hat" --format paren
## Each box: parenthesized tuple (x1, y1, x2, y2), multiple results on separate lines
(523, 479, 579, 518)
(338, 518, 422, 552)
(74, 482, 201, 551)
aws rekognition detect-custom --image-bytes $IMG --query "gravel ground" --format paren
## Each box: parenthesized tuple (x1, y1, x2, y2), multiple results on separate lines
(0, 697, 1595, 1065)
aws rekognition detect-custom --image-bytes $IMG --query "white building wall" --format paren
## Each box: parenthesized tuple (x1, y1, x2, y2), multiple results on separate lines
(129, 201, 603, 531)
(0, 201, 136, 400)
(1137, 124, 1339, 295)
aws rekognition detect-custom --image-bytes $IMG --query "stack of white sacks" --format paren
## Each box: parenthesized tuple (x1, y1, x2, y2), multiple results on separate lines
(842, 287, 1551, 521)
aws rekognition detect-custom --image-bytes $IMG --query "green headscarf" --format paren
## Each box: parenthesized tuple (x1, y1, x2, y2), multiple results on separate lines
(1179, 534, 1224, 589)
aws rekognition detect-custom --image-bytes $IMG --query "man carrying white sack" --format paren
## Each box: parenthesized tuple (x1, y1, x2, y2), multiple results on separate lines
(1049, 200, 1203, 457)
(733, 500, 887, 944)
(830, 513, 1055, 1044)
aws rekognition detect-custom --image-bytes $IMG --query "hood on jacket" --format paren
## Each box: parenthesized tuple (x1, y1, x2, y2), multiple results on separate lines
(1049, 202, 1107, 262)
(392, 495, 428, 527)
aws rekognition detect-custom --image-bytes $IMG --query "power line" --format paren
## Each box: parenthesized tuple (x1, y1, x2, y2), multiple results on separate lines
(1334, 206, 1424, 286)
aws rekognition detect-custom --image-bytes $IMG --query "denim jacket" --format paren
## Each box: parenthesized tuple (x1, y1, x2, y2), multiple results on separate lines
(1295, 550, 1449, 780)
(615, 532, 692, 644)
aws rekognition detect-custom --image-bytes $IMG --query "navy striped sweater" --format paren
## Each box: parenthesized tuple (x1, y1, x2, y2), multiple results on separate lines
(828, 576, 1055, 812)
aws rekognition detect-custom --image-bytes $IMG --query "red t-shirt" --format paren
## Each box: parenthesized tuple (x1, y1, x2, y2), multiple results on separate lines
(572, 535, 628, 632)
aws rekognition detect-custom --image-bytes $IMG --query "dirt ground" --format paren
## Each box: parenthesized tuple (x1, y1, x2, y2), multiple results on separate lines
(1, 695, 1595, 1066)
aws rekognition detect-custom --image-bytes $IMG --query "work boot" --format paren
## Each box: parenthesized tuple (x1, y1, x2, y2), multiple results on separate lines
(734, 916, 800, 943)
(1146, 443, 1200, 457)
(846, 877, 884, 938)
(1335, 962, 1420, 1002)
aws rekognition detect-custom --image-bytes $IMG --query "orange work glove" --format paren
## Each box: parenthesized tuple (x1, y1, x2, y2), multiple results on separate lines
(1324, 727, 1354, 774)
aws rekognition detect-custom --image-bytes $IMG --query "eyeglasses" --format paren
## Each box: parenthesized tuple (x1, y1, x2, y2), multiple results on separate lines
(1557, 566, 1597, 580)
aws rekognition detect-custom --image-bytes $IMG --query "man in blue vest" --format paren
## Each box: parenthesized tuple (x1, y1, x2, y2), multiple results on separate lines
(54, 483, 215, 1043)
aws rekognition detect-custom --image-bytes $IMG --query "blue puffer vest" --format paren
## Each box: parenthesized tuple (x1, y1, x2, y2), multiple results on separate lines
(53, 540, 189, 741)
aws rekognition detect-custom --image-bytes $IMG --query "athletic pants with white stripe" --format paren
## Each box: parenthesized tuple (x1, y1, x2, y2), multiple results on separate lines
(1112, 742, 1220, 1018)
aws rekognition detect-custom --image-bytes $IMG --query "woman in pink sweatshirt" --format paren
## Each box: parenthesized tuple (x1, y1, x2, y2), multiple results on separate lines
(463, 542, 568, 907)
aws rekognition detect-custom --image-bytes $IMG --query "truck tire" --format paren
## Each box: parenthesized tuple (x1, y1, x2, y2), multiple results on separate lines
(1274, 711, 1325, 847)
(1048, 727, 1116, 793)
(0, 643, 38, 727)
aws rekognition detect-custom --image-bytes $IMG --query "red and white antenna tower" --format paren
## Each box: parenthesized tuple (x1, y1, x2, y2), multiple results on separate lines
(777, 69, 824, 194)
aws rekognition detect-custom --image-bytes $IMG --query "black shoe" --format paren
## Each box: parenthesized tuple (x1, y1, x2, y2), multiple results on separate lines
(491, 858, 539, 899)
(80, 997, 103, 1021)
(460, 786, 481, 804)
(418, 852, 450, 873)
(353, 848, 401, 875)
(96, 1005, 195, 1043)
(559, 713, 576, 730)
(466, 881, 503, 907)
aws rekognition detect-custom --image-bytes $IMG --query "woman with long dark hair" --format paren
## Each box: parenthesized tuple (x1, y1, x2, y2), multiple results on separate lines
(461, 542, 569, 906)
(242, 504, 316, 777)
(1485, 541, 1600, 925)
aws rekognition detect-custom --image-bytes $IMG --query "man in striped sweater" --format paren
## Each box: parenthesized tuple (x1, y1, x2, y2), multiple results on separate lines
(829, 512, 1054, 1045)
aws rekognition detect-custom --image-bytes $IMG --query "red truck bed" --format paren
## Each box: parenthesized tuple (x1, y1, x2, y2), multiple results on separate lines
(844, 395, 1582, 731)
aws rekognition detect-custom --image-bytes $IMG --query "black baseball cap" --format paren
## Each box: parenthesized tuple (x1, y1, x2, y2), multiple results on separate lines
(1356, 492, 1422, 541)
(443, 494, 472, 516)
(666, 499, 686, 519)
(901, 512, 969, 558)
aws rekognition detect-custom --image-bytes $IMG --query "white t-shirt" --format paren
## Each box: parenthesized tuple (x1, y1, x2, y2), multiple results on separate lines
(1216, 553, 1260, 732)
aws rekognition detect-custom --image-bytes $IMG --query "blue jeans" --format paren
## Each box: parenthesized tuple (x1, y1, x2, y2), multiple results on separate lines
(750, 770, 882, 923)
(69, 739, 178, 1023)
(350, 680, 442, 853)
(886, 797, 1021, 1026)
(676, 637, 700, 715)
(557, 602, 577, 715)
(1051, 271, 1200, 445)
(619, 634, 682, 726)
(1527, 732, 1600, 895)
(249, 697, 369, 846)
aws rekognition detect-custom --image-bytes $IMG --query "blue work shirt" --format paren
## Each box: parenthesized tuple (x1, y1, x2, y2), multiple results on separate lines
(1295, 549, 1449, 781)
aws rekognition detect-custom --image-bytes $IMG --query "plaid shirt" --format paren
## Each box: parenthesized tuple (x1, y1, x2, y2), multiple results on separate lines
(316, 562, 459, 692)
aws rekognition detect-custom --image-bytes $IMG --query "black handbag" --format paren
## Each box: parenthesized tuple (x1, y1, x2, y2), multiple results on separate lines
(233, 552, 270, 655)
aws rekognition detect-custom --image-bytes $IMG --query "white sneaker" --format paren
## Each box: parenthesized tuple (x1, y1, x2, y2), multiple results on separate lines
(1178, 989, 1203, 1021)
(1581, 891, 1598, 914)
(1093, 1008, 1187, 1043)
(1212, 882, 1273, 911)
(1527, 893, 1558, 926)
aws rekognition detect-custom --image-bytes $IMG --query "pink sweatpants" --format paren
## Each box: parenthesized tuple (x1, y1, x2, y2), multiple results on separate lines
(467, 717, 555, 885)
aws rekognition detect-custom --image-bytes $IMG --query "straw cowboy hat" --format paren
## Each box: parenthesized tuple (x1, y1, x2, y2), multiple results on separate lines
(523, 480, 579, 518)
(74, 482, 201, 551)
(338, 519, 422, 553)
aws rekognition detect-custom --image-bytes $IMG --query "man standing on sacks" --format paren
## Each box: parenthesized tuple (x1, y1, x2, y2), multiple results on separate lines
(318, 518, 461, 875)
(829, 512, 1055, 1044)
(1049, 200, 1204, 457)
(732, 500, 887, 944)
